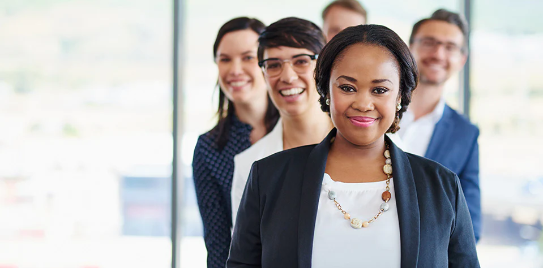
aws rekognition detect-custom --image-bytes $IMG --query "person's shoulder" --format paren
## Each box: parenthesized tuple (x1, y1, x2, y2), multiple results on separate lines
(235, 129, 281, 163)
(194, 129, 218, 153)
(192, 130, 218, 175)
(256, 144, 316, 167)
(407, 152, 454, 171)
(406, 152, 458, 186)
(445, 105, 479, 134)
(247, 145, 316, 190)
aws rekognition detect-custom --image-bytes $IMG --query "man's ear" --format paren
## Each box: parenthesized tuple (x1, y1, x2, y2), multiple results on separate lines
(460, 52, 468, 68)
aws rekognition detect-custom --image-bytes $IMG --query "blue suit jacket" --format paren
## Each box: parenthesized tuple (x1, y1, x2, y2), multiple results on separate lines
(425, 105, 481, 241)
(228, 130, 479, 268)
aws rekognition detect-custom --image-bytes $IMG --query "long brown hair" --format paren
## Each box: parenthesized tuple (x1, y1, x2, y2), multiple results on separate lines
(212, 17, 279, 150)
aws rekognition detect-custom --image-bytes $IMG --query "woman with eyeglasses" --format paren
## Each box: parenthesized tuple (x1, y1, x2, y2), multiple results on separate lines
(227, 24, 479, 267)
(192, 17, 279, 268)
(230, 18, 334, 224)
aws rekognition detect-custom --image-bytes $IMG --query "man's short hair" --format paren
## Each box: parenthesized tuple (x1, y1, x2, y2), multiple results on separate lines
(322, 0, 367, 21)
(409, 9, 469, 53)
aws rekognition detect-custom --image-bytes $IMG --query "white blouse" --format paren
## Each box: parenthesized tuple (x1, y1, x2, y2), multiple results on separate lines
(311, 173, 401, 268)
(231, 119, 283, 228)
(397, 97, 445, 157)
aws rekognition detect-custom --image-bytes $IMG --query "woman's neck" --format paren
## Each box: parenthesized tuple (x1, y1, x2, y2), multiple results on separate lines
(233, 95, 269, 144)
(326, 133, 388, 183)
(281, 107, 333, 150)
(331, 133, 386, 161)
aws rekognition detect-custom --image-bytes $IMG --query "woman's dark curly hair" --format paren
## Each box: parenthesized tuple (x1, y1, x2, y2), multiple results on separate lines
(314, 24, 418, 133)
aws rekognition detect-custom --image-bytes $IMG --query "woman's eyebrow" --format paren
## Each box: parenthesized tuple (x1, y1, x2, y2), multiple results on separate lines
(336, 76, 393, 85)
(219, 50, 255, 57)
(372, 79, 393, 84)
(336, 75, 357, 83)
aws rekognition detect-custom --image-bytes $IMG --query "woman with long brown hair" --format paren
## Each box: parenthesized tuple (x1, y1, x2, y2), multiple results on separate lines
(192, 17, 279, 268)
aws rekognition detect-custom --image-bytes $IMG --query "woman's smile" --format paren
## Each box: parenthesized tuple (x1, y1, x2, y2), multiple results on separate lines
(278, 87, 306, 102)
(348, 116, 378, 127)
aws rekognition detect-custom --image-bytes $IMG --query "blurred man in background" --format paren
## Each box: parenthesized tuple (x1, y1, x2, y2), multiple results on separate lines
(402, 9, 481, 241)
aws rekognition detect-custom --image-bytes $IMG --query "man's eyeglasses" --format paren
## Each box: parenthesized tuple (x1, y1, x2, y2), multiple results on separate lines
(258, 54, 318, 77)
(414, 37, 464, 56)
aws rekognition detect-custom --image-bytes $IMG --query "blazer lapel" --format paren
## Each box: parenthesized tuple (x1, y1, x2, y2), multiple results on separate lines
(297, 129, 334, 268)
(388, 136, 421, 267)
(296, 132, 421, 267)
(425, 105, 453, 162)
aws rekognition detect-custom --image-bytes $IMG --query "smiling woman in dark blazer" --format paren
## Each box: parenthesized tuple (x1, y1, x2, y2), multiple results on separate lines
(227, 24, 479, 268)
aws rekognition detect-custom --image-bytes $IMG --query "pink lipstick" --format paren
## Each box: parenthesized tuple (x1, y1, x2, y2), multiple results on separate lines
(349, 116, 376, 127)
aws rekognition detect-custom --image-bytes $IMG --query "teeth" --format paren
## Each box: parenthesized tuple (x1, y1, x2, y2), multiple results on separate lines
(427, 64, 444, 70)
(280, 88, 304, 96)
(230, 81, 247, 87)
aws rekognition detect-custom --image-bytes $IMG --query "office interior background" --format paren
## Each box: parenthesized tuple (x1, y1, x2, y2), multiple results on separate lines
(0, 0, 542, 267)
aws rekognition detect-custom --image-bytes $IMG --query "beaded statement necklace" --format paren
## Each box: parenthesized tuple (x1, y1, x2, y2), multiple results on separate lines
(323, 143, 393, 229)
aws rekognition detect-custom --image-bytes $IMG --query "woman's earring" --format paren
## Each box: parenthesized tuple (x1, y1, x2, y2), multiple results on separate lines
(326, 98, 330, 106)
(396, 103, 402, 111)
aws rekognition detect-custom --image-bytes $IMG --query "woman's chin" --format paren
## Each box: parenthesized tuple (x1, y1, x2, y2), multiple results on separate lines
(338, 130, 384, 147)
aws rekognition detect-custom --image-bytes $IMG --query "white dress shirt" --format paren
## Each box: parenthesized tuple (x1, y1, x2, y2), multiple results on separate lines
(397, 98, 445, 157)
(312, 173, 401, 268)
(231, 119, 283, 227)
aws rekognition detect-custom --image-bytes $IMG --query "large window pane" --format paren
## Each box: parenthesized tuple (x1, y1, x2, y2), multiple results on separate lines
(0, 0, 172, 267)
(471, 0, 543, 267)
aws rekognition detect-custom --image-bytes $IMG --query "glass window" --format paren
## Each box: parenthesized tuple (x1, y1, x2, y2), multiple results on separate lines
(471, 0, 543, 266)
(0, 0, 173, 267)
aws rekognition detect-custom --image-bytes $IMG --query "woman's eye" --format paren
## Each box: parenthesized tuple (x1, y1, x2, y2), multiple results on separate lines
(219, 58, 230, 62)
(294, 59, 309, 65)
(243, 55, 255, 61)
(373, 87, 389, 94)
(266, 62, 281, 69)
(339, 85, 355, 92)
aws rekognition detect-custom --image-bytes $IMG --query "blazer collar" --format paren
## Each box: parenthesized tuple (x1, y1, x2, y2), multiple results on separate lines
(297, 130, 421, 267)
(297, 129, 334, 268)
(425, 104, 453, 160)
(389, 135, 421, 267)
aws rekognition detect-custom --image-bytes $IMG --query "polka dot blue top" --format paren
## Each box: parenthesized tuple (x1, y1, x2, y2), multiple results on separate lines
(192, 115, 252, 268)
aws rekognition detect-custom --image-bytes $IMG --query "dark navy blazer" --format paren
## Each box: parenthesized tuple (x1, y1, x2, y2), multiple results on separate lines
(227, 130, 479, 268)
(426, 104, 481, 241)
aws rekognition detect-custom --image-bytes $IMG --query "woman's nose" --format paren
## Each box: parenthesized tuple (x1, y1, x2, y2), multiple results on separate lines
(279, 63, 298, 84)
(351, 93, 374, 112)
(230, 59, 244, 76)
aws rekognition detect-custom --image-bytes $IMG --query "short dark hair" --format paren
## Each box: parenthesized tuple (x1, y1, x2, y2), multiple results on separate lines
(315, 24, 418, 133)
(212, 17, 279, 150)
(322, 0, 367, 21)
(257, 17, 326, 61)
(409, 9, 469, 53)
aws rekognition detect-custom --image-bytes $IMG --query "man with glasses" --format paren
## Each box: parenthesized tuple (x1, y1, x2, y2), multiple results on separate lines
(400, 9, 481, 241)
